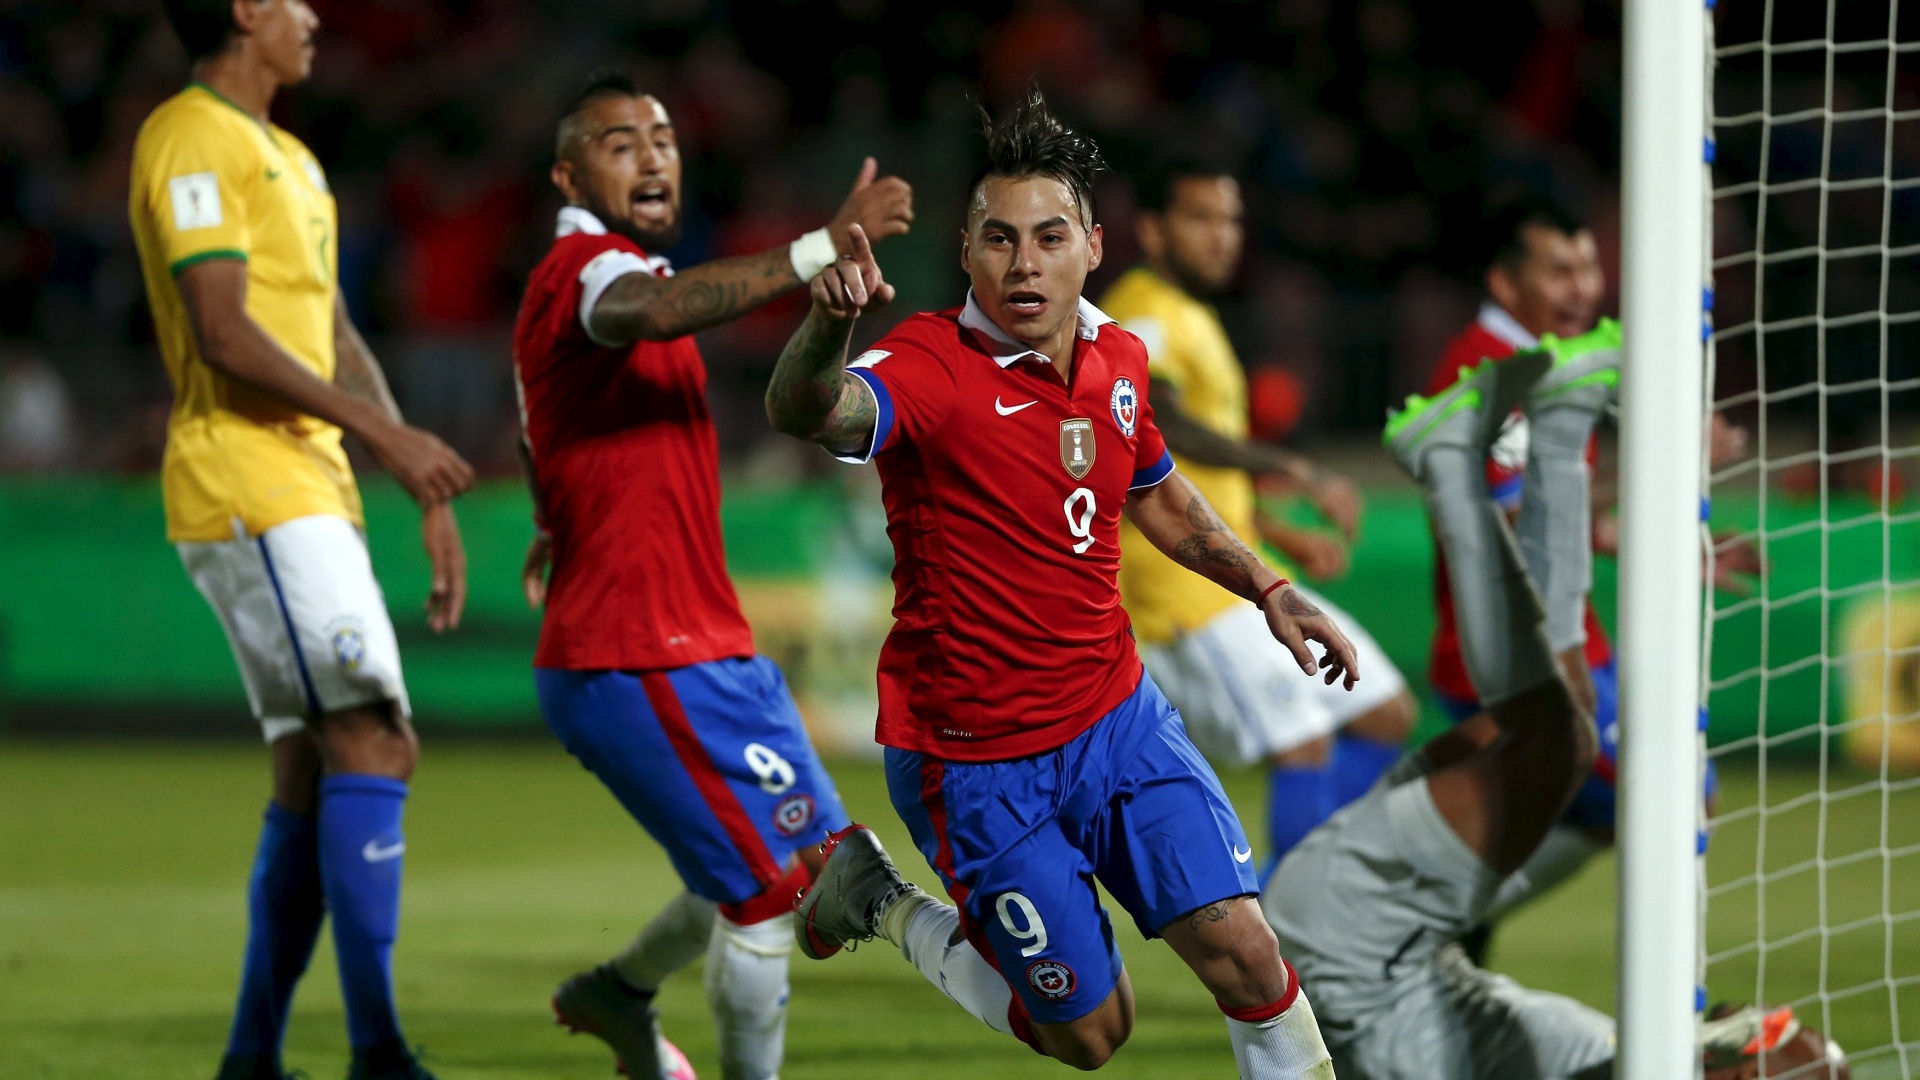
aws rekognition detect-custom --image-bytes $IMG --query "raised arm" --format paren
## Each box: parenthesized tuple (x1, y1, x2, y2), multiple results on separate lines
(175, 259, 474, 507)
(765, 224, 890, 457)
(332, 295, 467, 632)
(589, 158, 912, 347)
(1152, 375, 1361, 539)
(1124, 469, 1359, 688)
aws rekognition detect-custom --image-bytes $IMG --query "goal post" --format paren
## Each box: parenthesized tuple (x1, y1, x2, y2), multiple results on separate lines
(1616, 0, 1710, 1077)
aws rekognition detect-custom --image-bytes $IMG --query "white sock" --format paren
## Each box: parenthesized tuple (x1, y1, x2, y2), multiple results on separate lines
(886, 891, 1016, 1037)
(705, 912, 791, 1080)
(1224, 983, 1336, 1079)
(613, 890, 716, 993)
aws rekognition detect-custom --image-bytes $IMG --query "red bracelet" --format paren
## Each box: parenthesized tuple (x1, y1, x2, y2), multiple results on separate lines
(1255, 579, 1290, 606)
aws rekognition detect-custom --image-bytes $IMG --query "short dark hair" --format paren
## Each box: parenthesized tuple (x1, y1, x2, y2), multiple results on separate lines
(1134, 149, 1234, 213)
(967, 86, 1108, 228)
(555, 68, 642, 161)
(1483, 195, 1587, 273)
(163, 0, 236, 61)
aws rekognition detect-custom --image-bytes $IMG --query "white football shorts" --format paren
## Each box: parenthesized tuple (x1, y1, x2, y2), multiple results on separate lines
(1141, 584, 1408, 766)
(1263, 779, 1616, 1080)
(178, 514, 410, 743)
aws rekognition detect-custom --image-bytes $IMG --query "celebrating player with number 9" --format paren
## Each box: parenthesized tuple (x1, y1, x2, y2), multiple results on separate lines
(768, 89, 1349, 1079)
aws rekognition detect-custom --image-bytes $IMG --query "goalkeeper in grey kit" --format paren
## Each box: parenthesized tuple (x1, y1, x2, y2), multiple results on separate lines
(1262, 330, 1849, 1080)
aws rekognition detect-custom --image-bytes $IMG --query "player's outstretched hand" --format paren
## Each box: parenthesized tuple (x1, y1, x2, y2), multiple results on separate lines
(372, 420, 475, 507)
(522, 529, 553, 609)
(828, 156, 913, 249)
(812, 223, 893, 320)
(421, 502, 467, 633)
(1260, 583, 1360, 689)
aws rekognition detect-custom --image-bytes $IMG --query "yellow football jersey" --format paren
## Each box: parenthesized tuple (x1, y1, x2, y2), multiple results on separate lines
(1106, 266, 1282, 644)
(129, 82, 359, 542)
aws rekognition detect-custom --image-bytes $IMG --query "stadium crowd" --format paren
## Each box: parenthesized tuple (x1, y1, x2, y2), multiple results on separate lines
(0, 0, 1630, 474)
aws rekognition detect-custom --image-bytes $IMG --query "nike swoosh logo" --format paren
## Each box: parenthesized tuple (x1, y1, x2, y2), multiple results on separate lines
(362, 838, 406, 863)
(1232, 846, 1252, 863)
(265, 168, 282, 180)
(994, 397, 1037, 416)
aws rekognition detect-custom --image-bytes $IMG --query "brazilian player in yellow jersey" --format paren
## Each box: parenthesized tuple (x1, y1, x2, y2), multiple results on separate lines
(1103, 155, 1419, 880)
(130, 3, 474, 1079)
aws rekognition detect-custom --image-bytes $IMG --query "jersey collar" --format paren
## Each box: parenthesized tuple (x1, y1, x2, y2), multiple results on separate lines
(1477, 301, 1540, 351)
(556, 206, 608, 237)
(958, 289, 1117, 368)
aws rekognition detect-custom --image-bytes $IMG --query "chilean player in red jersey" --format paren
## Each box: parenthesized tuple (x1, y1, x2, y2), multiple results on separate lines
(512, 72, 912, 1080)
(768, 90, 1350, 1078)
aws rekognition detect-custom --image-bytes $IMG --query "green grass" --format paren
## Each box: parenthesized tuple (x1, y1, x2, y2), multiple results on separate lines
(0, 742, 1910, 1079)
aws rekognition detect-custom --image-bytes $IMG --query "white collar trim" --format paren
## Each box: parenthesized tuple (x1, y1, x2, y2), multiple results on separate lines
(557, 206, 608, 237)
(1477, 302, 1539, 351)
(958, 289, 1115, 368)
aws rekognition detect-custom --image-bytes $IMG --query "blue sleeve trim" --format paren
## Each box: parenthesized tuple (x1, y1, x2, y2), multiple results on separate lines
(1128, 449, 1175, 490)
(833, 367, 895, 464)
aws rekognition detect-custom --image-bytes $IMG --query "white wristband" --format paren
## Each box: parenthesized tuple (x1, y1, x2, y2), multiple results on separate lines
(789, 228, 838, 282)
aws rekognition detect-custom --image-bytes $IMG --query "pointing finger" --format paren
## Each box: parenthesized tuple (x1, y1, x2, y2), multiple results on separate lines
(847, 222, 872, 263)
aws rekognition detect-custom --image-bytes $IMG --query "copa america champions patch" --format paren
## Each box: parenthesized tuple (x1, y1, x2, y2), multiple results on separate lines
(1110, 377, 1138, 437)
(1026, 959, 1076, 1000)
(772, 793, 816, 836)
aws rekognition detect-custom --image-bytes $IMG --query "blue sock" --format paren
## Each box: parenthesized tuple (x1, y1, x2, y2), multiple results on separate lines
(224, 802, 326, 1063)
(1331, 735, 1402, 808)
(1261, 763, 1336, 882)
(317, 774, 410, 1057)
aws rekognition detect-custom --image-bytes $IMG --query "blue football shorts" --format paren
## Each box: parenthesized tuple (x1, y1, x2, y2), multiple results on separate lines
(537, 656, 850, 908)
(886, 670, 1260, 1025)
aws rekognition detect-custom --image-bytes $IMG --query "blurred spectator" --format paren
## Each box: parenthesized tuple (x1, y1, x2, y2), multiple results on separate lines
(0, 344, 74, 471)
(0, 0, 1901, 475)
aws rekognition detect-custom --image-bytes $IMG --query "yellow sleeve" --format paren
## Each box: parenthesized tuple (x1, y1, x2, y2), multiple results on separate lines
(137, 118, 253, 275)
(1121, 314, 1189, 394)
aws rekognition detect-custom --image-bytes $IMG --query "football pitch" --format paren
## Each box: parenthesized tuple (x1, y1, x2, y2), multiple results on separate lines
(0, 740, 1910, 1079)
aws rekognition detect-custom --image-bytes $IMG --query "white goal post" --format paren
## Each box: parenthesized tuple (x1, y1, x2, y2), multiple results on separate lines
(1623, 0, 1920, 1076)
(1616, 0, 1710, 1076)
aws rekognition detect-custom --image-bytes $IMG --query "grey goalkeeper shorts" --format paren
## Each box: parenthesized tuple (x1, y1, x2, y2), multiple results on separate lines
(1261, 777, 1616, 1080)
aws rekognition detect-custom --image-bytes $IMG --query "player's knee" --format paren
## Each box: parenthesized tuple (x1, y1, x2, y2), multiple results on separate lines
(1039, 1013, 1130, 1071)
(1201, 925, 1290, 1010)
(1351, 690, 1419, 746)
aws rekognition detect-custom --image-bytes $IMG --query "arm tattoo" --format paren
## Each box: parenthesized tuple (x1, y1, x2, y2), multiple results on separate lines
(1170, 493, 1263, 597)
(765, 308, 875, 455)
(594, 247, 798, 343)
(1277, 588, 1323, 617)
(1186, 902, 1234, 930)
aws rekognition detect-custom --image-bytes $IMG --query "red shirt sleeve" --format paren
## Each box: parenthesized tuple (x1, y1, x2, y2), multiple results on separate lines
(838, 317, 957, 462)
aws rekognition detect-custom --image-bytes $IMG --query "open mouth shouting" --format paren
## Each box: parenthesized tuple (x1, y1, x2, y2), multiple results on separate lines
(1003, 289, 1050, 320)
(631, 179, 675, 225)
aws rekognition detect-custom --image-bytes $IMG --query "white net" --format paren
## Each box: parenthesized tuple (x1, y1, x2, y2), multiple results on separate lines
(1704, 0, 1920, 1075)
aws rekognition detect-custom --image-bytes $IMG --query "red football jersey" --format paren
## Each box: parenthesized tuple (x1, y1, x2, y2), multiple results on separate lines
(1426, 304, 1612, 704)
(842, 293, 1175, 762)
(514, 208, 754, 671)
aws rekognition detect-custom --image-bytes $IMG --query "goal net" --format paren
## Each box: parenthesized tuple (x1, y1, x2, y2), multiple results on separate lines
(1702, 0, 1920, 1075)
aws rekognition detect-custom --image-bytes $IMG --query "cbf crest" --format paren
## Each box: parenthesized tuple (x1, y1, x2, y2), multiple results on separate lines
(1110, 377, 1138, 437)
(1059, 418, 1096, 480)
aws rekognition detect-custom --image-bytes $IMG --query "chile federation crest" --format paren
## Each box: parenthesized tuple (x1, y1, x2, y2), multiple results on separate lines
(1110, 377, 1138, 437)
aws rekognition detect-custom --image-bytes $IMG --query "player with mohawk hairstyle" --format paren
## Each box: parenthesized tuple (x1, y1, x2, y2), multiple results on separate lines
(768, 88, 1343, 1078)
